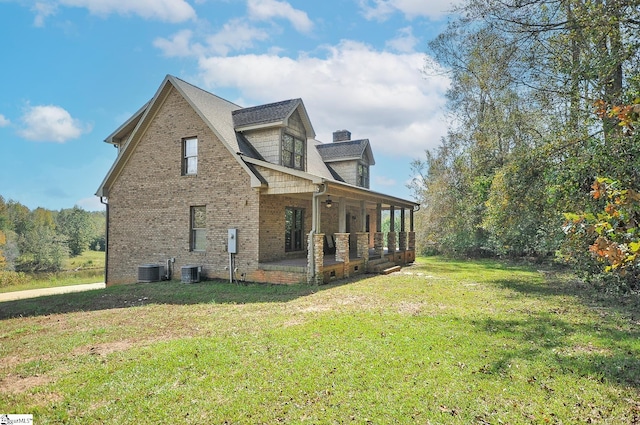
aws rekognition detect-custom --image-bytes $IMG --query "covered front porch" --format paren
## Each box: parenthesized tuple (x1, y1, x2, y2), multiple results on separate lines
(254, 179, 418, 284)
(258, 246, 416, 284)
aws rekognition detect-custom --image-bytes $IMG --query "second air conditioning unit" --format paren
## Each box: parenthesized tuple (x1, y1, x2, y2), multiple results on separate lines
(181, 265, 201, 283)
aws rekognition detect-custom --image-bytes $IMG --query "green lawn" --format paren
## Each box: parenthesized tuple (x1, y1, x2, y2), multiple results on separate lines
(1, 257, 639, 423)
(0, 250, 104, 293)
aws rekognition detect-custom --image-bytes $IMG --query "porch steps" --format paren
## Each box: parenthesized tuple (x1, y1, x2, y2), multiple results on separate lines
(381, 265, 401, 275)
(368, 257, 401, 274)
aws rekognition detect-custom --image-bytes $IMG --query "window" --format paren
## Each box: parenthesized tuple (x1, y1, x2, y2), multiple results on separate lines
(358, 163, 369, 188)
(285, 207, 304, 252)
(282, 134, 305, 170)
(190, 206, 206, 251)
(183, 137, 198, 175)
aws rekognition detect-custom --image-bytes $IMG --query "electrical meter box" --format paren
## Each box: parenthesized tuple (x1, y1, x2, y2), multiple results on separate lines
(228, 228, 237, 253)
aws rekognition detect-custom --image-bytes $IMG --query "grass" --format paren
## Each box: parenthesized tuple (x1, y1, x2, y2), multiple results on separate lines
(0, 250, 105, 294)
(1, 256, 639, 423)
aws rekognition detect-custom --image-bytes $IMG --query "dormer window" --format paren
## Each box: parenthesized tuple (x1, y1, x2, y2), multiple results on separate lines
(282, 133, 305, 170)
(358, 163, 369, 188)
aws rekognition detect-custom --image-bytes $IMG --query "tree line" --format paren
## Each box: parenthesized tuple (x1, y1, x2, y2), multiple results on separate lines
(0, 196, 105, 273)
(411, 0, 640, 291)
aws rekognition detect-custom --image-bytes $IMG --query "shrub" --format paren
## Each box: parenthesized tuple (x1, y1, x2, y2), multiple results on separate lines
(0, 270, 29, 288)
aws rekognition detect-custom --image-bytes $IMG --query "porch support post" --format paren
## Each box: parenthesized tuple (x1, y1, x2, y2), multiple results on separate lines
(360, 201, 366, 232)
(335, 233, 350, 277)
(308, 233, 324, 285)
(408, 231, 416, 251)
(356, 232, 369, 268)
(387, 206, 397, 253)
(374, 203, 383, 257)
(374, 232, 384, 257)
(399, 208, 407, 251)
(409, 208, 416, 253)
(338, 198, 346, 233)
(410, 208, 414, 232)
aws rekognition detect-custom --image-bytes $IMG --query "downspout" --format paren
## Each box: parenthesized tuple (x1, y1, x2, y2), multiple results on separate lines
(309, 183, 327, 282)
(100, 196, 109, 285)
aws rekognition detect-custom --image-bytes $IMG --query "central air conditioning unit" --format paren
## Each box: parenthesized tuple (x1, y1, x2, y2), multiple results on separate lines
(181, 265, 201, 283)
(138, 264, 164, 283)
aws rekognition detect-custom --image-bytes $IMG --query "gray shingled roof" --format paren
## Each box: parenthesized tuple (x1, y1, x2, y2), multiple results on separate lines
(232, 99, 302, 128)
(316, 139, 370, 162)
(171, 77, 242, 152)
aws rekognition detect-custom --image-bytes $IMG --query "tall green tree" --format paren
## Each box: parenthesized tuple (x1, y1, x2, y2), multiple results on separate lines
(17, 225, 68, 272)
(413, 0, 640, 261)
(57, 206, 93, 256)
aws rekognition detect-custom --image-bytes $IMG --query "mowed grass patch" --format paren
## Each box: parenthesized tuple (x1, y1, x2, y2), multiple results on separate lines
(1, 257, 639, 423)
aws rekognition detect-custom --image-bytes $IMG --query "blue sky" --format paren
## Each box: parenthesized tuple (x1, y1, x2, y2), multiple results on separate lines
(0, 0, 455, 211)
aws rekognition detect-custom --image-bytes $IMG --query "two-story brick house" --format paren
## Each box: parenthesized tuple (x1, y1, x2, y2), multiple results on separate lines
(96, 75, 418, 285)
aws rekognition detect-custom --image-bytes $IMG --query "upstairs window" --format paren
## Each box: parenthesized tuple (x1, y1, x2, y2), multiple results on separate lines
(282, 134, 305, 170)
(285, 207, 304, 252)
(358, 163, 369, 188)
(183, 137, 198, 175)
(190, 206, 206, 251)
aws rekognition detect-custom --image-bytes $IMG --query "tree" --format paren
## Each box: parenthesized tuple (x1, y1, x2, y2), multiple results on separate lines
(57, 206, 93, 256)
(413, 0, 640, 262)
(0, 230, 6, 270)
(16, 225, 68, 272)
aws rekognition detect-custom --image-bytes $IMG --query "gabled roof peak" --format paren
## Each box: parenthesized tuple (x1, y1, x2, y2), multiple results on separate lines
(232, 98, 315, 138)
(316, 138, 375, 165)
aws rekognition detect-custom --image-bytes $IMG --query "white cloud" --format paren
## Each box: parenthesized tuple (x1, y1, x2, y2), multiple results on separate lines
(247, 0, 313, 32)
(154, 29, 201, 57)
(155, 20, 271, 57)
(197, 40, 450, 157)
(359, 0, 460, 21)
(205, 19, 271, 56)
(32, 2, 58, 27)
(386, 26, 419, 53)
(0, 114, 10, 127)
(18, 105, 90, 143)
(32, 0, 196, 24)
(154, 0, 311, 58)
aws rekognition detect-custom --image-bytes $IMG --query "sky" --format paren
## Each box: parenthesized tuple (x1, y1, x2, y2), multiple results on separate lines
(0, 0, 457, 212)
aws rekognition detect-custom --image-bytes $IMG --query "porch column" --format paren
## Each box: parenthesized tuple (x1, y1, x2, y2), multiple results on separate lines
(338, 198, 346, 233)
(399, 208, 407, 251)
(308, 233, 324, 285)
(409, 208, 416, 251)
(374, 232, 384, 257)
(387, 206, 397, 253)
(335, 233, 350, 277)
(374, 203, 383, 257)
(356, 232, 369, 267)
(410, 208, 414, 232)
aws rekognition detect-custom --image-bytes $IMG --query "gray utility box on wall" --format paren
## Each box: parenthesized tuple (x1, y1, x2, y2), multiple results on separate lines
(228, 228, 237, 253)
(181, 265, 201, 283)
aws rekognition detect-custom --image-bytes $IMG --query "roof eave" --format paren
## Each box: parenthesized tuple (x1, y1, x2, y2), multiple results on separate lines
(240, 155, 325, 184)
(235, 121, 285, 132)
(104, 101, 151, 145)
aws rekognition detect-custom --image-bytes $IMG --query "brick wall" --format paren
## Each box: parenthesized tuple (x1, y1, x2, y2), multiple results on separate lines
(106, 86, 260, 285)
(258, 194, 312, 263)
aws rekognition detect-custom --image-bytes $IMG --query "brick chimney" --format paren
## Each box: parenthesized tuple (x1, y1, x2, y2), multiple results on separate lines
(333, 129, 351, 142)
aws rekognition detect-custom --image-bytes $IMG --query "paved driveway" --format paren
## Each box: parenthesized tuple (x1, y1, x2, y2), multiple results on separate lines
(0, 282, 106, 302)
